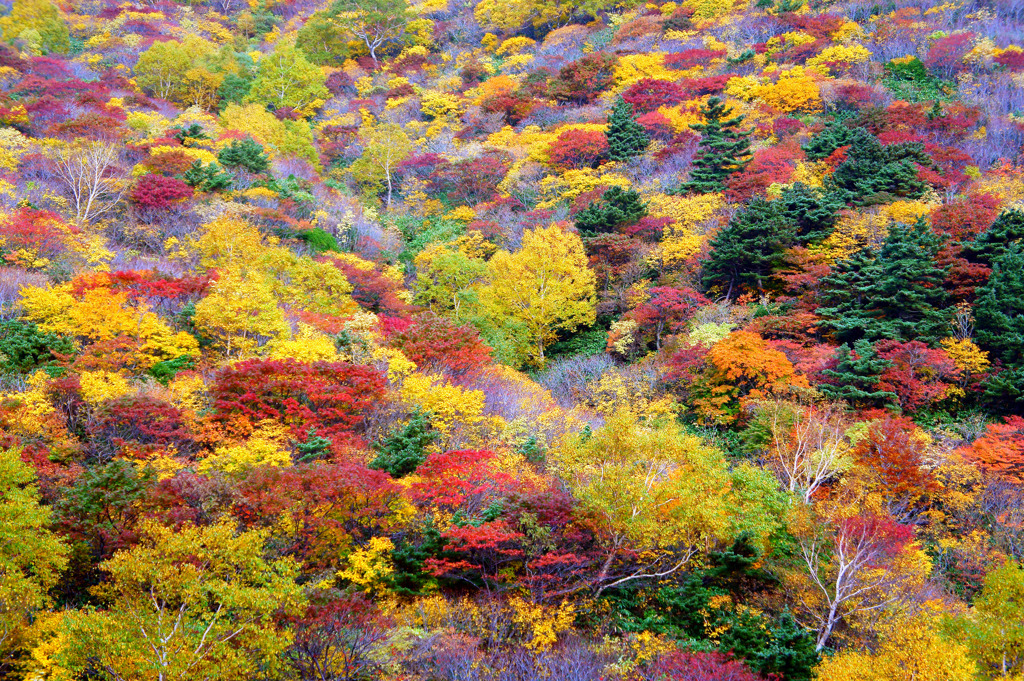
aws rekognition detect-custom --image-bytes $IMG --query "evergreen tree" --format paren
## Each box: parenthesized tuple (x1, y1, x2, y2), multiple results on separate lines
(702, 197, 797, 298)
(681, 96, 752, 194)
(963, 208, 1024, 267)
(817, 218, 950, 344)
(777, 182, 845, 244)
(293, 427, 332, 463)
(975, 244, 1024, 410)
(801, 122, 855, 160)
(218, 138, 269, 174)
(818, 340, 897, 408)
(369, 410, 438, 478)
(574, 186, 648, 236)
(183, 160, 234, 192)
(825, 127, 932, 206)
(605, 96, 649, 162)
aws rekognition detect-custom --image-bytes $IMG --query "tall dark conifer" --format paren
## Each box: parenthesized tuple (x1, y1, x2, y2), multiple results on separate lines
(605, 96, 649, 162)
(681, 96, 751, 194)
(817, 218, 950, 344)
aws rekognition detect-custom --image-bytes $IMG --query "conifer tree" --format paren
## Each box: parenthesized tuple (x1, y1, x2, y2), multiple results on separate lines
(605, 96, 649, 162)
(964, 209, 1024, 267)
(975, 244, 1024, 410)
(778, 183, 845, 244)
(825, 127, 932, 206)
(574, 186, 648, 236)
(369, 410, 438, 477)
(817, 218, 950, 344)
(218, 138, 269, 174)
(702, 197, 797, 298)
(681, 96, 752, 194)
(818, 340, 896, 408)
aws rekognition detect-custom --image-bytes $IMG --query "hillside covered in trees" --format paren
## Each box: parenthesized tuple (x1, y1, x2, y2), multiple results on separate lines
(3, 0, 1024, 678)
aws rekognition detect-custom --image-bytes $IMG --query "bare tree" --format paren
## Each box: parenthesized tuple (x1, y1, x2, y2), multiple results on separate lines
(756, 400, 853, 503)
(50, 141, 129, 225)
(797, 512, 918, 651)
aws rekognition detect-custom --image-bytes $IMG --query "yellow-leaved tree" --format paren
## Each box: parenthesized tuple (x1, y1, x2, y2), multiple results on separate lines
(0, 447, 69, 668)
(484, 224, 596, 365)
(53, 520, 303, 681)
(551, 410, 785, 596)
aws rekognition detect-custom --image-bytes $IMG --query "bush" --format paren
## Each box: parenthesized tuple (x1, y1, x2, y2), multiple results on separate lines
(550, 53, 618, 104)
(547, 129, 609, 170)
(622, 78, 686, 114)
(131, 174, 194, 213)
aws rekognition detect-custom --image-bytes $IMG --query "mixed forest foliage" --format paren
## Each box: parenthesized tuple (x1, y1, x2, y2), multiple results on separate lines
(3, 0, 1024, 678)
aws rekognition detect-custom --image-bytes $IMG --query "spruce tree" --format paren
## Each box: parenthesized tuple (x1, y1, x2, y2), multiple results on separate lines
(777, 182, 845, 244)
(183, 160, 234, 192)
(975, 244, 1024, 411)
(818, 340, 896, 408)
(817, 218, 950, 344)
(702, 197, 797, 298)
(975, 243, 1024, 371)
(218, 138, 270, 174)
(963, 208, 1024, 267)
(574, 186, 648, 236)
(825, 127, 932, 206)
(681, 96, 752, 194)
(369, 410, 439, 478)
(605, 96, 649, 162)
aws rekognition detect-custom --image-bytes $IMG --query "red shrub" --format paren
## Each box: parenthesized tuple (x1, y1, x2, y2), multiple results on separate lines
(679, 74, 732, 96)
(664, 48, 726, 70)
(131, 174, 193, 213)
(930, 193, 1000, 241)
(550, 53, 618, 104)
(925, 32, 975, 79)
(875, 340, 956, 413)
(428, 153, 510, 204)
(622, 78, 686, 114)
(547, 129, 609, 170)
(636, 110, 674, 140)
(387, 312, 492, 377)
(210, 359, 386, 444)
(996, 49, 1024, 70)
(651, 650, 767, 681)
(328, 257, 411, 316)
(0, 207, 75, 262)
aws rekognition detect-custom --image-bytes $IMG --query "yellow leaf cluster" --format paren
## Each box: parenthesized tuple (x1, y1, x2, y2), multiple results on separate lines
(197, 421, 292, 475)
(77, 370, 134, 405)
(336, 537, 395, 593)
(940, 338, 990, 375)
(19, 284, 199, 368)
(613, 53, 674, 86)
(652, 192, 724, 266)
(807, 43, 873, 75)
(509, 597, 575, 651)
(753, 67, 822, 113)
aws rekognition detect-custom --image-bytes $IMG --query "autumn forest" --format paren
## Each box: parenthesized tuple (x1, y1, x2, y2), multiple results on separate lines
(2, 0, 1024, 678)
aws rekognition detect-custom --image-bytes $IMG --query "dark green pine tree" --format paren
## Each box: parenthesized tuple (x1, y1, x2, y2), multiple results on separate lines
(825, 127, 932, 206)
(702, 197, 797, 298)
(574, 186, 648, 236)
(369, 410, 439, 478)
(218, 138, 270, 174)
(975, 243, 1024, 410)
(681, 96, 752, 194)
(963, 208, 1024, 267)
(801, 122, 855, 160)
(605, 96, 649, 162)
(777, 182, 845, 244)
(816, 218, 950, 344)
(183, 160, 234, 192)
(818, 340, 896, 408)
